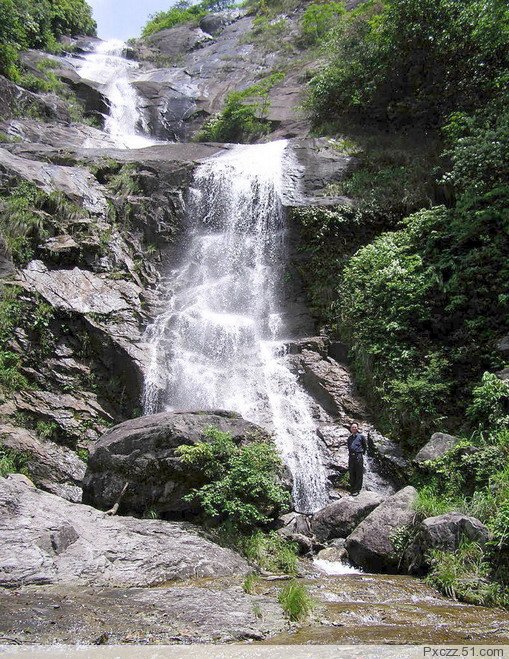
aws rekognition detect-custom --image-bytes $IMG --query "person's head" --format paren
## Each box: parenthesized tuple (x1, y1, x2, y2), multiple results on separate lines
(350, 423, 359, 434)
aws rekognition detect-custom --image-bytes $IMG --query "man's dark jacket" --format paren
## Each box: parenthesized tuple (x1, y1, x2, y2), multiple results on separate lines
(347, 432, 367, 454)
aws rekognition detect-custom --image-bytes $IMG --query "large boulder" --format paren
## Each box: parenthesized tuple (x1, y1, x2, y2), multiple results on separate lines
(405, 513, 489, 574)
(345, 486, 417, 573)
(413, 432, 459, 465)
(0, 474, 248, 588)
(83, 410, 276, 516)
(311, 491, 385, 543)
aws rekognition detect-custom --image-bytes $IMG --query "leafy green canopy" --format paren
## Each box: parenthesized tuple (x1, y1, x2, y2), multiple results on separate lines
(142, 0, 232, 38)
(176, 426, 290, 532)
(309, 0, 509, 126)
(339, 104, 509, 442)
(0, 0, 96, 79)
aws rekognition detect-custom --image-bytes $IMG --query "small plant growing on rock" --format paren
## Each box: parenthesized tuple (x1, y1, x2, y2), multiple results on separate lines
(242, 572, 260, 594)
(278, 580, 315, 622)
(0, 445, 29, 478)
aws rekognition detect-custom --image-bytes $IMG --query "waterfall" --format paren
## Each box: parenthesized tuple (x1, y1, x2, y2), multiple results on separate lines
(143, 141, 329, 513)
(75, 39, 158, 149)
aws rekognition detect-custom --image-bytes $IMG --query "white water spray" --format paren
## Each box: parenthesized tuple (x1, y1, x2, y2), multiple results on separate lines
(143, 141, 329, 513)
(75, 39, 158, 149)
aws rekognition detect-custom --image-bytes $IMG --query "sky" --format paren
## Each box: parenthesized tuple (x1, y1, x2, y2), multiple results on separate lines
(87, 0, 176, 41)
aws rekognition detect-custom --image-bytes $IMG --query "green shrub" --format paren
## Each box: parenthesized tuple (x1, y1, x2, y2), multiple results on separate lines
(176, 426, 290, 532)
(426, 539, 508, 608)
(299, 1, 344, 46)
(414, 485, 462, 519)
(242, 572, 260, 594)
(467, 373, 509, 431)
(0, 0, 95, 79)
(278, 580, 315, 621)
(309, 0, 509, 126)
(0, 444, 29, 478)
(0, 350, 30, 397)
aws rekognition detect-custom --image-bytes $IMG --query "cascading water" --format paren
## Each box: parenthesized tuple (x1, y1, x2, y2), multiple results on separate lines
(75, 39, 157, 149)
(143, 141, 329, 513)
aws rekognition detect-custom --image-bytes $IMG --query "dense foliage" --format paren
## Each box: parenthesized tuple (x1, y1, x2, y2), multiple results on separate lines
(141, 0, 232, 38)
(309, 0, 509, 126)
(176, 426, 290, 532)
(293, 0, 509, 445)
(0, 0, 96, 79)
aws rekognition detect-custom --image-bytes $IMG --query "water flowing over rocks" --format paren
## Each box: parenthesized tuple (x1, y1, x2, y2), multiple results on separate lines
(82, 410, 278, 516)
(345, 486, 418, 573)
(0, 474, 248, 588)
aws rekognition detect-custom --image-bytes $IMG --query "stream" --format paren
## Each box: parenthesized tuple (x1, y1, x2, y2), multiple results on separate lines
(50, 39, 509, 646)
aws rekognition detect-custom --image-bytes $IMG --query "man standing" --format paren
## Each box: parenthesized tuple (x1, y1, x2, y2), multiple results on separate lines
(347, 422, 367, 496)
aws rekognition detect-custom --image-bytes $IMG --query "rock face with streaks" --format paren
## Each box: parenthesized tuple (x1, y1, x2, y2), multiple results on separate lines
(0, 474, 249, 588)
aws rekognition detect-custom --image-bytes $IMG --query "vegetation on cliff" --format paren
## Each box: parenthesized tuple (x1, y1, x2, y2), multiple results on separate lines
(289, 0, 509, 606)
(0, 0, 96, 80)
(142, 0, 232, 37)
(295, 0, 509, 447)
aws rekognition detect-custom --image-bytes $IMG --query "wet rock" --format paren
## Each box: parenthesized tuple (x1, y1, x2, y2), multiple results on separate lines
(0, 423, 85, 502)
(413, 432, 459, 465)
(20, 260, 148, 390)
(0, 583, 286, 644)
(405, 513, 489, 574)
(83, 410, 277, 516)
(496, 367, 509, 381)
(276, 511, 314, 553)
(0, 147, 107, 215)
(316, 545, 348, 562)
(345, 486, 418, 573)
(367, 429, 410, 486)
(295, 347, 367, 421)
(311, 491, 385, 542)
(0, 474, 248, 587)
(0, 119, 116, 149)
(145, 25, 213, 59)
(289, 138, 358, 206)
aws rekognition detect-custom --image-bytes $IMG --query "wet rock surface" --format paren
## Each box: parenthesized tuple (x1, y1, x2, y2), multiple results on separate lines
(2, 571, 508, 645)
(0, 583, 286, 644)
(0, 474, 248, 588)
(83, 410, 275, 515)
(129, 8, 310, 140)
(345, 486, 418, 573)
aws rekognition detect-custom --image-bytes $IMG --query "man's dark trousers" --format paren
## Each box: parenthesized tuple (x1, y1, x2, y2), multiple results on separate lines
(348, 452, 364, 494)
